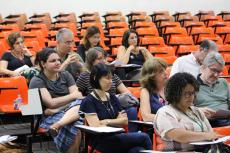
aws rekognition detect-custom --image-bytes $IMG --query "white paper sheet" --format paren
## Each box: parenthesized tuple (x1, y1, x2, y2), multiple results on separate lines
(0, 135, 17, 144)
(76, 125, 124, 133)
(190, 136, 230, 145)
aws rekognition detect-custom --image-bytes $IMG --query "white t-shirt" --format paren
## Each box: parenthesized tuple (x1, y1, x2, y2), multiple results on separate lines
(170, 53, 200, 78)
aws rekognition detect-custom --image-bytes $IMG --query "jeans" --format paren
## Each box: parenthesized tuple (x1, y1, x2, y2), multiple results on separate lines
(94, 132, 152, 153)
(126, 107, 138, 132)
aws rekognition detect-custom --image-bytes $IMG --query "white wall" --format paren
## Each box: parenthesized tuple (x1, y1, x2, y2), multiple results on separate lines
(0, 0, 229, 20)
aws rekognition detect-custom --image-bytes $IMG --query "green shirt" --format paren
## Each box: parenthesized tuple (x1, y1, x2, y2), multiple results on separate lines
(195, 75, 230, 111)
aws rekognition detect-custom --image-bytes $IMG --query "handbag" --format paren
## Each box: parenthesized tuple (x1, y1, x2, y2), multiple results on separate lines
(117, 93, 140, 109)
(203, 143, 230, 153)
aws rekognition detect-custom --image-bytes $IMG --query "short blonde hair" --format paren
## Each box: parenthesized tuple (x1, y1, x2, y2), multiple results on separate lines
(140, 58, 167, 92)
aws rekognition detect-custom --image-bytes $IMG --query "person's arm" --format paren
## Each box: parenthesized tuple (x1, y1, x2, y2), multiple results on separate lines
(59, 53, 84, 71)
(100, 111, 128, 127)
(198, 107, 216, 119)
(86, 111, 128, 127)
(139, 47, 153, 60)
(140, 88, 155, 121)
(0, 60, 20, 76)
(117, 45, 134, 64)
(23, 46, 35, 65)
(40, 85, 83, 109)
(166, 128, 222, 143)
(117, 83, 131, 94)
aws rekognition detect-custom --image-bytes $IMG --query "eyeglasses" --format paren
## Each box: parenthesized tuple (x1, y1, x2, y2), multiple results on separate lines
(182, 91, 197, 98)
(63, 40, 74, 45)
(208, 67, 222, 75)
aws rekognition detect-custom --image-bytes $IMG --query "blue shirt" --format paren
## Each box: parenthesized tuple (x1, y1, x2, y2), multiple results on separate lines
(80, 93, 122, 120)
(150, 92, 165, 114)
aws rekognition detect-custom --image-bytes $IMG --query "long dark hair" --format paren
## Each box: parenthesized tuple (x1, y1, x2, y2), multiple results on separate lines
(122, 29, 139, 49)
(82, 26, 101, 49)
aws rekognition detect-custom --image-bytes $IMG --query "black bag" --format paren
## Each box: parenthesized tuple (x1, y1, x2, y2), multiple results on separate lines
(203, 143, 230, 153)
(117, 93, 140, 109)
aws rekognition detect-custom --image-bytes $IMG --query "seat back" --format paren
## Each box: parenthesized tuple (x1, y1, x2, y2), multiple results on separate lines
(0, 76, 28, 113)
(213, 126, 230, 144)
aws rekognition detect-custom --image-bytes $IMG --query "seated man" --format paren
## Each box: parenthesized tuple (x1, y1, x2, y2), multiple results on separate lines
(170, 39, 217, 78)
(195, 52, 230, 127)
(55, 28, 84, 80)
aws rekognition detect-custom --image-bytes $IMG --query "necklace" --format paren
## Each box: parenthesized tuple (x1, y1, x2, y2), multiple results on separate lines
(93, 90, 116, 119)
(11, 51, 24, 60)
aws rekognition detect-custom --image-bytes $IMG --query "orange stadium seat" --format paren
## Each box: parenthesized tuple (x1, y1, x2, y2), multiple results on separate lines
(136, 27, 159, 37)
(0, 76, 28, 113)
(140, 37, 165, 50)
(177, 45, 199, 56)
(213, 126, 230, 145)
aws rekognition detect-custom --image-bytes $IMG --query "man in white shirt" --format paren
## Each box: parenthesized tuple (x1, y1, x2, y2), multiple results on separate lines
(170, 40, 218, 78)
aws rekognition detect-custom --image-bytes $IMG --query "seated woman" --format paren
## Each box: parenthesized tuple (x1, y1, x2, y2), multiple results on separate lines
(79, 63, 152, 153)
(116, 29, 153, 80)
(140, 58, 168, 122)
(77, 26, 101, 62)
(77, 46, 128, 96)
(154, 72, 222, 151)
(195, 52, 230, 127)
(0, 32, 34, 77)
(29, 48, 83, 153)
(50, 47, 138, 132)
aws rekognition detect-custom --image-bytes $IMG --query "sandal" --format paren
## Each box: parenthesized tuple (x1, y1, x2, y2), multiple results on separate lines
(48, 127, 59, 137)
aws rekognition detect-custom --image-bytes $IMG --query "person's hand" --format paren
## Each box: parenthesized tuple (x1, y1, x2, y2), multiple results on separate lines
(205, 132, 223, 141)
(118, 110, 127, 118)
(138, 46, 148, 55)
(199, 107, 216, 118)
(22, 46, 33, 56)
(44, 108, 60, 115)
(11, 71, 22, 77)
(66, 53, 79, 64)
(127, 45, 135, 52)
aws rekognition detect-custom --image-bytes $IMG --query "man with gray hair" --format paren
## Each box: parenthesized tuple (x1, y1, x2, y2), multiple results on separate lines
(170, 39, 218, 78)
(195, 52, 230, 127)
(56, 28, 84, 80)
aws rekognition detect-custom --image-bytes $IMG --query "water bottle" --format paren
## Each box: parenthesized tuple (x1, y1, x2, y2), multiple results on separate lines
(13, 94, 23, 110)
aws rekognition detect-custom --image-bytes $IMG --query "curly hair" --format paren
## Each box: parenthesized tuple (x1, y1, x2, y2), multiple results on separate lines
(140, 58, 167, 93)
(165, 72, 199, 105)
(122, 29, 139, 49)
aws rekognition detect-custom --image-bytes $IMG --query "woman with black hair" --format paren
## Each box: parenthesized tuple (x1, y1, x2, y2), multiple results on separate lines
(80, 63, 152, 153)
(29, 48, 83, 153)
(117, 29, 152, 65)
(116, 29, 153, 80)
(154, 72, 222, 151)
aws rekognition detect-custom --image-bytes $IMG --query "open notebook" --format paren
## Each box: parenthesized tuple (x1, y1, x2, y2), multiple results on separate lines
(190, 136, 230, 145)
